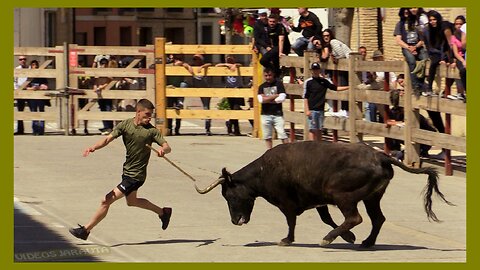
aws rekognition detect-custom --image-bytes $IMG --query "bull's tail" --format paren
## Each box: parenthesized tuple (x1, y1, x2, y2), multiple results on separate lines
(382, 153, 455, 222)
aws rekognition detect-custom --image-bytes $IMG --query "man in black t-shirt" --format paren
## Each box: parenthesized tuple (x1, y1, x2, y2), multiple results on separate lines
(303, 62, 348, 141)
(259, 14, 288, 77)
(258, 68, 288, 149)
(290, 8, 323, 56)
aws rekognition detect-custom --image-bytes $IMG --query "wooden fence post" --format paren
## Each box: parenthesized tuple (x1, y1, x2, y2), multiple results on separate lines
(348, 53, 362, 143)
(252, 51, 261, 138)
(154, 38, 167, 135)
(403, 62, 420, 167)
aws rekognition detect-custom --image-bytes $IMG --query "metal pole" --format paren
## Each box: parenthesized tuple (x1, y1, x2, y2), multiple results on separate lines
(63, 42, 69, 135)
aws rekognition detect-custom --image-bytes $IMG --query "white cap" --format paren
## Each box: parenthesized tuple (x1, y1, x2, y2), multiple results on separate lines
(257, 9, 268, 15)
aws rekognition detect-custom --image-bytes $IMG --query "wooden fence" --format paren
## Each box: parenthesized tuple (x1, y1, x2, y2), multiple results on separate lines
(14, 46, 67, 133)
(154, 37, 259, 136)
(68, 44, 155, 132)
(280, 51, 466, 175)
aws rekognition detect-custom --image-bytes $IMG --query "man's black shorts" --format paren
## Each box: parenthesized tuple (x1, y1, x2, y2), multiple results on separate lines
(117, 175, 144, 196)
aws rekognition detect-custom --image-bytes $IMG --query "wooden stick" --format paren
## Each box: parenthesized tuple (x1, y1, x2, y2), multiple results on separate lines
(146, 144, 197, 182)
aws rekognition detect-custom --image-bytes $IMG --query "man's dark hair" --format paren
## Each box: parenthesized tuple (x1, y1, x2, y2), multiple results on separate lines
(136, 99, 155, 110)
(263, 67, 275, 74)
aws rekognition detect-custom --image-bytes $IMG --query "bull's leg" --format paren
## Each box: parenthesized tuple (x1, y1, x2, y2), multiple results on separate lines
(316, 206, 356, 244)
(361, 192, 386, 248)
(321, 203, 362, 246)
(279, 211, 296, 246)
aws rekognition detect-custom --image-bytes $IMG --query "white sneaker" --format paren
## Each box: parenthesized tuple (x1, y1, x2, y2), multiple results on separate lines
(447, 94, 458, 100)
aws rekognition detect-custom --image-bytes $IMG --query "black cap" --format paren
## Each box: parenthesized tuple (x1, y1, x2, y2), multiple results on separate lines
(311, 62, 321, 70)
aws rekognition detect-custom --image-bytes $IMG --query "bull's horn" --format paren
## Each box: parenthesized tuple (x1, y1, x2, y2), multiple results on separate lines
(195, 177, 225, 194)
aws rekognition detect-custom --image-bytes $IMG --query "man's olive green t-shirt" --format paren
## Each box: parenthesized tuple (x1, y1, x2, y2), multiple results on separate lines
(110, 118, 166, 182)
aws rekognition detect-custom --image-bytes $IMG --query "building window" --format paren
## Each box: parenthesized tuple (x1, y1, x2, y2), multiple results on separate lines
(138, 27, 152, 46)
(166, 8, 183, 13)
(120, 27, 132, 46)
(136, 8, 154, 12)
(94, 27, 106, 46)
(93, 8, 112, 15)
(164, 28, 184, 44)
(44, 10, 56, 47)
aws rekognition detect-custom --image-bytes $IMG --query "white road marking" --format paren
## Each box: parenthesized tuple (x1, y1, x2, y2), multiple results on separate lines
(14, 197, 41, 216)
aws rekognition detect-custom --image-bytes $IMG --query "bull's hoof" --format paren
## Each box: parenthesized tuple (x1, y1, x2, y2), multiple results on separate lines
(340, 231, 356, 244)
(278, 238, 293, 246)
(320, 238, 333, 246)
(360, 240, 375, 248)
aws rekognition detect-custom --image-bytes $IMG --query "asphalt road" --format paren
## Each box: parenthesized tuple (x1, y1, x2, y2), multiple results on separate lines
(13, 133, 466, 262)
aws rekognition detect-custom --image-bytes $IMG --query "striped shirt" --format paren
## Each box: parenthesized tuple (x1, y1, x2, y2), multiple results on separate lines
(330, 39, 352, 59)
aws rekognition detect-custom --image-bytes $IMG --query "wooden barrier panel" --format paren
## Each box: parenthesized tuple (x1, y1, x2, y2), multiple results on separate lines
(280, 51, 466, 175)
(68, 44, 156, 132)
(155, 38, 259, 136)
(13, 46, 66, 131)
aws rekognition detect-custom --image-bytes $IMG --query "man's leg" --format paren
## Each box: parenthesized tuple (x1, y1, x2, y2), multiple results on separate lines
(125, 190, 165, 215)
(84, 187, 125, 232)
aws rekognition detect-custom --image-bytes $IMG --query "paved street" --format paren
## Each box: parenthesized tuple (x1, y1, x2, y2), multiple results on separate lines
(14, 131, 466, 262)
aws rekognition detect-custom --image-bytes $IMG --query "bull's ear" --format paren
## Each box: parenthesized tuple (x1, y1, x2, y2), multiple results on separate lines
(221, 167, 232, 182)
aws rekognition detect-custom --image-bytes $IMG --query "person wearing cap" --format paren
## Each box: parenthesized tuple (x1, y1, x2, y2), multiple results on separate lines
(290, 8, 323, 56)
(303, 62, 348, 141)
(252, 9, 270, 54)
(183, 54, 213, 135)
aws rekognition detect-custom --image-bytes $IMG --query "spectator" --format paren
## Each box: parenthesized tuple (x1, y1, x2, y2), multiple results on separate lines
(394, 8, 428, 93)
(386, 75, 438, 160)
(183, 54, 213, 136)
(216, 55, 245, 136)
(166, 54, 187, 135)
(26, 60, 49, 135)
(313, 29, 351, 113)
(290, 8, 323, 56)
(448, 15, 466, 101)
(258, 68, 288, 149)
(259, 14, 289, 77)
(252, 9, 269, 55)
(14, 55, 29, 135)
(409, 8, 429, 33)
(92, 54, 110, 68)
(76, 60, 92, 135)
(303, 62, 348, 141)
(423, 10, 454, 97)
(94, 57, 114, 135)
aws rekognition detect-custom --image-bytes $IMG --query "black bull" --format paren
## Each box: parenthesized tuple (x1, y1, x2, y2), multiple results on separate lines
(196, 141, 453, 247)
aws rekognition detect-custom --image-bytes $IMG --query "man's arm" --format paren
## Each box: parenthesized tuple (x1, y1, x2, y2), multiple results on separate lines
(83, 134, 115, 157)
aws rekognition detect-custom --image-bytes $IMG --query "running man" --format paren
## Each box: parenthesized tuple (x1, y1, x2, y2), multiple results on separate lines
(69, 99, 172, 240)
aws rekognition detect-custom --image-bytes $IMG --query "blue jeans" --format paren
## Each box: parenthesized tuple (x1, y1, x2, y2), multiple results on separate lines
(261, 115, 287, 140)
(307, 110, 325, 130)
(98, 99, 113, 129)
(402, 47, 428, 89)
(28, 99, 46, 134)
(291, 36, 315, 56)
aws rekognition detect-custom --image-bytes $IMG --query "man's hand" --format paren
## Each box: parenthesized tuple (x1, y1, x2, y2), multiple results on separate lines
(83, 147, 95, 157)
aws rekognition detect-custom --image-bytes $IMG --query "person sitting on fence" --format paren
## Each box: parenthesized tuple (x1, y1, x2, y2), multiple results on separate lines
(448, 15, 466, 101)
(394, 8, 429, 94)
(259, 14, 290, 78)
(289, 8, 323, 56)
(14, 55, 29, 135)
(183, 54, 213, 136)
(216, 55, 245, 136)
(252, 9, 269, 55)
(94, 57, 114, 135)
(303, 62, 348, 142)
(26, 60, 50, 136)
